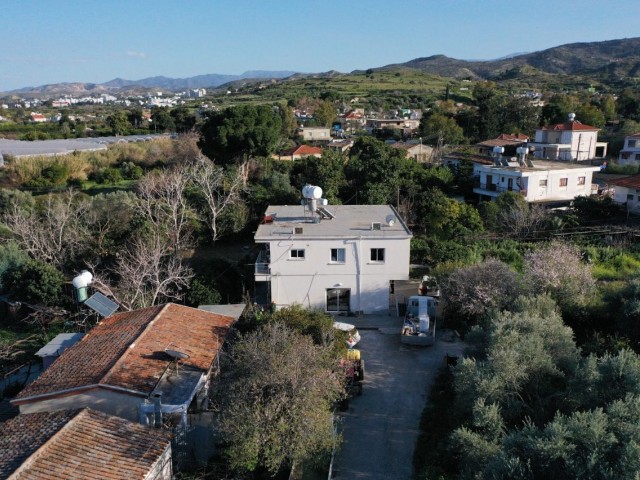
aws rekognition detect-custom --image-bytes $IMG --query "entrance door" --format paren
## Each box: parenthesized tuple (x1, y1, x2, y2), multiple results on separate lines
(327, 288, 350, 313)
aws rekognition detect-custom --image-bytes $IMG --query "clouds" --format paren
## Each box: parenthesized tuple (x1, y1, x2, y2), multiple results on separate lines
(126, 51, 146, 59)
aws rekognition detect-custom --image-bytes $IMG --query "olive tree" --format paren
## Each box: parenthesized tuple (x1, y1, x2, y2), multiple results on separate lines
(217, 321, 343, 475)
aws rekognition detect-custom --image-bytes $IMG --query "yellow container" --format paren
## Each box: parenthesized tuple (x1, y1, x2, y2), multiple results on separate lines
(346, 349, 360, 361)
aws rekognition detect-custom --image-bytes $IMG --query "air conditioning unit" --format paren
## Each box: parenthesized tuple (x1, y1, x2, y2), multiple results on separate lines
(371, 222, 382, 231)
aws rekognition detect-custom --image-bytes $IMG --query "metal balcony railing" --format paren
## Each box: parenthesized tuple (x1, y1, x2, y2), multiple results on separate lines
(255, 250, 270, 275)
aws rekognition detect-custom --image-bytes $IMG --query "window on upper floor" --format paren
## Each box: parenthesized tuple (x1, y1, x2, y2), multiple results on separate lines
(628, 193, 635, 201)
(330, 248, 346, 263)
(629, 140, 637, 148)
(539, 179, 548, 187)
(370, 248, 385, 263)
(578, 176, 586, 185)
(290, 249, 305, 259)
(559, 178, 568, 187)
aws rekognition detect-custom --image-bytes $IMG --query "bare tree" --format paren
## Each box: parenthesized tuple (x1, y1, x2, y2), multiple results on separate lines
(498, 202, 548, 239)
(189, 156, 244, 243)
(137, 169, 194, 253)
(524, 240, 595, 307)
(90, 233, 193, 311)
(2, 190, 89, 268)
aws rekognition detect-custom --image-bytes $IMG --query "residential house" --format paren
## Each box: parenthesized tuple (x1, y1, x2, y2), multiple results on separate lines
(608, 174, 640, 214)
(442, 152, 494, 177)
(473, 158, 600, 203)
(12, 303, 236, 425)
(391, 141, 434, 163)
(254, 199, 411, 314)
(326, 139, 354, 153)
(528, 113, 607, 161)
(366, 118, 421, 131)
(0, 408, 172, 479)
(617, 133, 640, 167)
(476, 133, 529, 157)
(29, 112, 46, 123)
(274, 145, 323, 161)
(298, 127, 331, 142)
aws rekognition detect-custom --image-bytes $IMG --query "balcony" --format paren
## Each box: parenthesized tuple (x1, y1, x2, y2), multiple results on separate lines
(474, 181, 526, 198)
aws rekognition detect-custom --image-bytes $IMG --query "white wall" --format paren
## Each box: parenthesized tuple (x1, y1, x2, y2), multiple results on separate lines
(267, 237, 410, 313)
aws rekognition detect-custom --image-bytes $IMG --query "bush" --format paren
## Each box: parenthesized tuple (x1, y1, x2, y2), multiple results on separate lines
(2, 259, 65, 305)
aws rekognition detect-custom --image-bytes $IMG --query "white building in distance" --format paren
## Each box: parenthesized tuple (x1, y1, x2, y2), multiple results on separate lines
(254, 195, 411, 314)
(528, 113, 607, 161)
(473, 157, 599, 203)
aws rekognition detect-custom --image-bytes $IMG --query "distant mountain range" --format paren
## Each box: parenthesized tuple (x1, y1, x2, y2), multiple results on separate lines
(2, 70, 298, 97)
(381, 37, 640, 80)
(3, 37, 640, 97)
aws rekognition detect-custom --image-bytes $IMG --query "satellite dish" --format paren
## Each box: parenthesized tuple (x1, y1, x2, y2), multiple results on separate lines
(386, 214, 396, 226)
(165, 349, 189, 361)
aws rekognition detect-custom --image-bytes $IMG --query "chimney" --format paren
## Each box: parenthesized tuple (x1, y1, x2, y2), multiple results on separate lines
(152, 393, 163, 428)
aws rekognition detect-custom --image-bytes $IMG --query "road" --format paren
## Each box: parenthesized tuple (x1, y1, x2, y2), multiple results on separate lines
(331, 324, 464, 480)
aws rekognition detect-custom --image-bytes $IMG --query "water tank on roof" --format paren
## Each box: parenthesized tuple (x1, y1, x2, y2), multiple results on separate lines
(72, 270, 93, 302)
(302, 185, 323, 199)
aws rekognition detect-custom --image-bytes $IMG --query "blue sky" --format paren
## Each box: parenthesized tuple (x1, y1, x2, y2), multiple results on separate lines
(1, 0, 638, 92)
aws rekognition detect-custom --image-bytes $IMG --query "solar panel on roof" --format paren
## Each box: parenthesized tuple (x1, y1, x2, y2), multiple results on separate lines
(84, 292, 119, 317)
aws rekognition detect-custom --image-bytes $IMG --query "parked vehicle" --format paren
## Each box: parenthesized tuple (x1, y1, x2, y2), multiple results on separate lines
(401, 295, 436, 346)
(334, 321, 361, 348)
(418, 275, 440, 297)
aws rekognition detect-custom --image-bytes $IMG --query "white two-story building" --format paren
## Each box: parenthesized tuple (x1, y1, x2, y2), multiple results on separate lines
(618, 133, 640, 167)
(254, 203, 411, 314)
(528, 113, 607, 161)
(473, 158, 600, 203)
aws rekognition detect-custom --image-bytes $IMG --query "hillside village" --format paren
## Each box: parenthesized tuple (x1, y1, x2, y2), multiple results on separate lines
(3, 36, 640, 479)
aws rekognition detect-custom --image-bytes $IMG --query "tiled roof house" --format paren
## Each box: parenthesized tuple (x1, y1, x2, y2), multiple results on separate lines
(0, 408, 172, 480)
(12, 303, 236, 425)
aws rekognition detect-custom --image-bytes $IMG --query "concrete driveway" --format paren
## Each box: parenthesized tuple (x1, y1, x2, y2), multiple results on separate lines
(331, 319, 464, 480)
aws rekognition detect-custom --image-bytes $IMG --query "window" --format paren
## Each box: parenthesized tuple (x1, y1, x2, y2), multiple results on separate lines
(577, 176, 586, 186)
(539, 179, 548, 187)
(326, 288, 350, 312)
(559, 178, 568, 187)
(628, 193, 635, 201)
(330, 248, 346, 263)
(370, 248, 385, 262)
(290, 249, 305, 259)
(629, 140, 637, 148)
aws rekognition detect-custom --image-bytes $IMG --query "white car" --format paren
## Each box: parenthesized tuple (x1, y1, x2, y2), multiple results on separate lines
(333, 321, 361, 348)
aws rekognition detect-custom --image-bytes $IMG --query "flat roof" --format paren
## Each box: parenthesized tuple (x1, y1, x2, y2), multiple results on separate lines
(255, 204, 412, 240)
(35, 333, 84, 358)
(478, 159, 600, 174)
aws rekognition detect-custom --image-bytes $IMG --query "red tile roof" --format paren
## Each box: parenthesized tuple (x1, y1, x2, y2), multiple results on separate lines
(608, 174, 640, 190)
(15, 304, 235, 402)
(280, 145, 323, 156)
(542, 120, 599, 131)
(0, 409, 171, 479)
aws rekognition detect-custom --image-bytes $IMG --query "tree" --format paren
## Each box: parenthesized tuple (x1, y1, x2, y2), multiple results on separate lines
(576, 103, 606, 128)
(92, 233, 193, 310)
(217, 321, 343, 475)
(443, 259, 522, 326)
(3, 258, 65, 306)
(2, 190, 89, 269)
(524, 240, 595, 309)
(150, 107, 175, 133)
(344, 136, 407, 204)
(473, 82, 500, 140)
(419, 113, 464, 145)
(290, 149, 347, 204)
(106, 110, 129, 136)
(313, 100, 336, 127)
(170, 107, 196, 133)
(188, 156, 244, 243)
(199, 104, 283, 165)
(136, 169, 194, 253)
